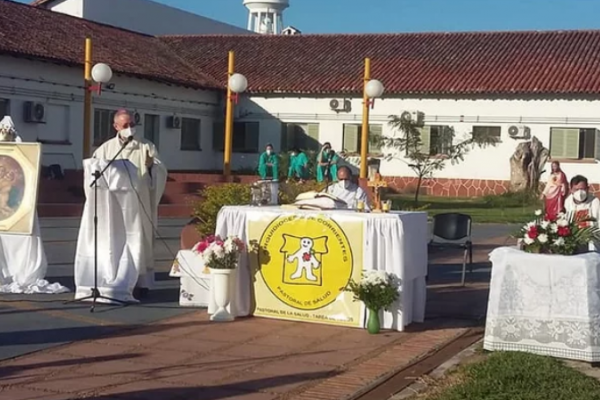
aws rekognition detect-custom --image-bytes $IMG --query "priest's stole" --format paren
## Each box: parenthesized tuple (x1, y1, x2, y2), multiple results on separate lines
(247, 213, 363, 327)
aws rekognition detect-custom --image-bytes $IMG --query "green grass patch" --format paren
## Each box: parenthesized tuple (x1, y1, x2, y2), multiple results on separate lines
(388, 194, 540, 224)
(425, 351, 600, 400)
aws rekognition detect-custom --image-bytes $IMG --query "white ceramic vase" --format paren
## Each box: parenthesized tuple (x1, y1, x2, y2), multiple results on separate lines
(209, 268, 234, 322)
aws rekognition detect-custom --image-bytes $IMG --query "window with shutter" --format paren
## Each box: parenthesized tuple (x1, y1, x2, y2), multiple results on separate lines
(307, 123, 320, 151)
(212, 121, 224, 151)
(595, 130, 600, 161)
(418, 126, 431, 154)
(369, 124, 383, 154)
(550, 128, 580, 159)
(343, 124, 359, 153)
(281, 123, 296, 151)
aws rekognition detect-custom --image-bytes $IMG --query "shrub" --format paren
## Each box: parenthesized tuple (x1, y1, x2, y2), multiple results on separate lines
(192, 183, 252, 238)
(279, 180, 327, 204)
(482, 190, 540, 208)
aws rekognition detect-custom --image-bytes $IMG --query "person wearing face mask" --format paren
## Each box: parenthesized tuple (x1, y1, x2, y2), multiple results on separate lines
(324, 166, 370, 211)
(287, 147, 308, 182)
(258, 144, 279, 180)
(316, 142, 339, 183)
(565, 175, 600, 250)
(75, 109, 167, 300)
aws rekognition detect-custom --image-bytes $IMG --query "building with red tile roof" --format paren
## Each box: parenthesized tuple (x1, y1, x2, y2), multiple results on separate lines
(3, 0, 600, 200)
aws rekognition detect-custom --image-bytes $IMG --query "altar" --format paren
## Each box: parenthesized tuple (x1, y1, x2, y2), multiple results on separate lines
(484, 246, 600, 362)
(171, 206, 428, 331)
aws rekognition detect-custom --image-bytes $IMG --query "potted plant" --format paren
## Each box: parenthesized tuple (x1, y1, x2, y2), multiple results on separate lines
(346, 270, 399, 334)
(516, 210, 600, 255)
(193, 235, 245, 322)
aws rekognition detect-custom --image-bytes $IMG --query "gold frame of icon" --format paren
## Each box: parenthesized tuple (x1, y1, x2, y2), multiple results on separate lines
(0, 143, 41, 235)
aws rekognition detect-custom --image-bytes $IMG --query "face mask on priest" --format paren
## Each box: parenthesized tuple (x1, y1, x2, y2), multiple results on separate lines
(336, 167, 353, 190)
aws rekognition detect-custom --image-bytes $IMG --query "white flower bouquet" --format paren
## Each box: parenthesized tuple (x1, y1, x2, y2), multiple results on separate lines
(193, 235, 245, 269)
(345, 270, 400, 311)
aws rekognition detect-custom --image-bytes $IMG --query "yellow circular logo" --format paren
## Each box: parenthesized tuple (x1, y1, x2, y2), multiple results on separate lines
(258, 215, 354, 310)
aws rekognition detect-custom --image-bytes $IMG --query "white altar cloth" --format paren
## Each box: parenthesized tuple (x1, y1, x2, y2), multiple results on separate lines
(484, 247, 600, 362)
(169, 249, 211, 307)
(212, 206, 428, 331)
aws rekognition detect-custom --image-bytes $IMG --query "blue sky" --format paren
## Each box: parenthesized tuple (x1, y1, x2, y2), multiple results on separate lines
(20, 0, 600, 33)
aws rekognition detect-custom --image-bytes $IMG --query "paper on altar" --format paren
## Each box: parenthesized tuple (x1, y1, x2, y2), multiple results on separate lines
(73, 158, 144, 303)
(293, 190, 347, 210)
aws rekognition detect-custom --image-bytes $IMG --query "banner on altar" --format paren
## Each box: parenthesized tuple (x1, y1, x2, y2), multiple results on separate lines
(248, 213, 363, 327)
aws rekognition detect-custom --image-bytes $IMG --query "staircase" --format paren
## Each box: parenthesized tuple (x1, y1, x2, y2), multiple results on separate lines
(37, 170, 256, 218)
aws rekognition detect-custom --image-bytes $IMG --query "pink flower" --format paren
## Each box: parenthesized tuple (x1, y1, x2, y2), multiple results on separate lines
(206, 235, 216, 243)
(527, 226, 539, 239)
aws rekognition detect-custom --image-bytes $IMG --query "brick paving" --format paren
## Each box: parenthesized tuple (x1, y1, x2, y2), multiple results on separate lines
(0, 236, 506, 400)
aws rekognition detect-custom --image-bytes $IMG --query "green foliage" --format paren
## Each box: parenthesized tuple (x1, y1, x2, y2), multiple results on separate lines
(430, 351, 600, 400)
(192, 183, 251, 238)
(278, 150, 319, 181)
(278, 180, 327, 204)
(376, 116, 500, 204)
(346, 271, 399, 311)
(483, 190, 541, 208)
(515, 211, 600, 255)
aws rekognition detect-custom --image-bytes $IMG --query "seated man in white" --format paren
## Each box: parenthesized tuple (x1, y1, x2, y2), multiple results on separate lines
(564, 174, 600, 251)
(0, 116, 68, 294)
(324, 166, 371, 211)
(74, 110, 167, 302)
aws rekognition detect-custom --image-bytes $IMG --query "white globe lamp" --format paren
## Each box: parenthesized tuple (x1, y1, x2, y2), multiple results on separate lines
(91, 63, 113, 84)
(365, 79, 384, 98)
(229, 73, 248, 94)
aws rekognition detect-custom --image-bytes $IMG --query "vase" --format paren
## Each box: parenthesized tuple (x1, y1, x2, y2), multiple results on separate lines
(367, 308, 381, 334)
(209, 268, 234, 322)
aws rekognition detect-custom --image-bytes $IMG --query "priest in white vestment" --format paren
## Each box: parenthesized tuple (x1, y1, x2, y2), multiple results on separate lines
(0, 116, 68, 294)
(565, 174, 600, 251)
(324, 166, 370, 211)
(74, 110, 167, 301)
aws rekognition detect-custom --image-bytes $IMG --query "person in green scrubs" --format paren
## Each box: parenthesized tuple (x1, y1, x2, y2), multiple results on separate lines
(316, 142, 339, 183)
(258, 143, 279, 180)
(287, 148, 309, 182)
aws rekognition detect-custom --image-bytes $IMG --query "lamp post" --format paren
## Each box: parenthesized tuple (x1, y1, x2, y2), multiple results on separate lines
(359, 58, 385, 179)
(82, 37, 113, 159)
(223, 50, 248, 177)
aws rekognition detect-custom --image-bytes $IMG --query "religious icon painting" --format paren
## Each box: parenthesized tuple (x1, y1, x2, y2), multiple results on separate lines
(0, 143, 41, 235)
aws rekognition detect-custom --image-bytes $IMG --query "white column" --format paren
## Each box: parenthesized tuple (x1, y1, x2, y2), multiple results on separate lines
(247, 12, 253, 31)
(273, 13, 278, 34)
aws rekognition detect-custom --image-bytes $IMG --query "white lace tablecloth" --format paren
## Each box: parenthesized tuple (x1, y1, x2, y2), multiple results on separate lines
(484, 246, 600, 362)
(215, 206, 428, 331)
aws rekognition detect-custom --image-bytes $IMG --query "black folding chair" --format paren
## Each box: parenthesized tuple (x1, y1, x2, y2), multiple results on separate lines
(428, 213, 473, 286)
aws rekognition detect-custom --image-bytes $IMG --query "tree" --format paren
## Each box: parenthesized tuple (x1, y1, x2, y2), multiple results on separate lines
(378, 115, 500, 204)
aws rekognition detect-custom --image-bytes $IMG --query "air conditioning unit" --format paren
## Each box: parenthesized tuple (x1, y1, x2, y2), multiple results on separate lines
(400, 110, 425, 127)
(133, 112, 142, 126)
(508, 125, 531, 139)
(329, 99, 351, 112)
(23, 101, 46, 123)
(167, 115, 181, 129)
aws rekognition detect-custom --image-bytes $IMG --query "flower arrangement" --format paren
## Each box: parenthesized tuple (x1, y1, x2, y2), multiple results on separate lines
(516, 210, 600, 255)
(193, 235, 245, 270)
(346, 270, 400, 312)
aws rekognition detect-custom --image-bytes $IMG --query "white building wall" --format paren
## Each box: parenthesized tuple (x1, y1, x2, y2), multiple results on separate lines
(45, 0, 250, 35)
(0, 56, 220, 171)
(241, 96, 600, 183)
(48, 0, 83, 18)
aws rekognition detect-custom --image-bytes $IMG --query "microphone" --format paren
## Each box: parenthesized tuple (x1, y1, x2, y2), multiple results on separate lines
(120, 135, 134, 147)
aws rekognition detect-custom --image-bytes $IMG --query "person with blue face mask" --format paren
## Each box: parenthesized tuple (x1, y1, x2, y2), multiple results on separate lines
(323, 166, 370, 211)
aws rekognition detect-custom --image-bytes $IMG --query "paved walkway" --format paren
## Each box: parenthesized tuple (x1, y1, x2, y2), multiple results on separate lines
(0, 220, 511, 400)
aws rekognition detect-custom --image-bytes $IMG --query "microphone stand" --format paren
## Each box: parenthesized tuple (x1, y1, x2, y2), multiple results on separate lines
(69, 136, 133, 312)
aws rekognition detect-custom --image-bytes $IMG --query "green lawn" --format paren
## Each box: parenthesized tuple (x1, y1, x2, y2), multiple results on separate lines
(387, 195, 539, 224)
(423, 351, 600, 400)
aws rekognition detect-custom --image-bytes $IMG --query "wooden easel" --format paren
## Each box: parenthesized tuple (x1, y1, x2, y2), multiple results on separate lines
(367, 173, 387, 213)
